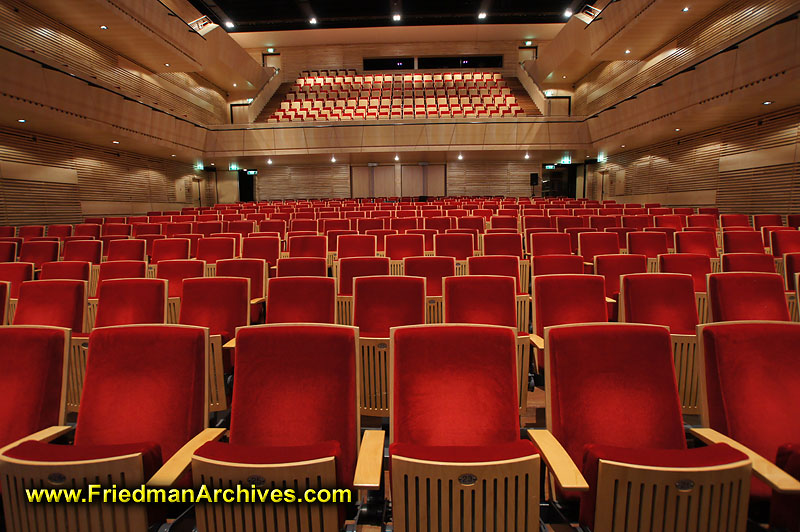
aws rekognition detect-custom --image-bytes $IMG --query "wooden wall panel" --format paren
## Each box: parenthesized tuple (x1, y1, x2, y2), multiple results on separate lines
(598, 106, 800, 213)
(255, 164, 350, 200)
(0, 126, 202, 224)
(0, 0, 228, 125)
(573, 0, 798, 117)
(401, 166, 424, 197)
(427, 165, 446, 197)
(446, 161, 537, 197)
(373, 166, 396, 197)
(351, 166, 371, 198)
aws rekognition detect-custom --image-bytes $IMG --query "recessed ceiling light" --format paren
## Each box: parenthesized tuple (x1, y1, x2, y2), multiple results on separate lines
(393, 14, 401, 21)
(394, 154, 400, 161)
(564, 9, 573, 17)
(224, 21, 234, 28)
(457, 154, 464, 160)
(171, 154, 176, 157)
(267, 158, 273, 164)
(99, 25, 108, 30)
(763, 100, 774, 105)
(309, 17, 317, 24)
(478, 12, 487, 19)
(525, 40, 532, 46)
(164, 63, 170, 67)
(682, 6, 689, 11)
(17, 119, 25, 123)
(675, 128, 681, 131)
(112, 140, 120, 144)
(524, 153, 530, 159)
(621, 144, 626, 148)
(562, 75, 567, 79)
(330, 155, 336, 162)
(233, 83, 237, 87)
(267, 47, 274, 53)
(625, 49, 631, 54)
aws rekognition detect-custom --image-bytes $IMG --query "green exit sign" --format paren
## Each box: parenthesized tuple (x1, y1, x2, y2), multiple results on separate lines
(229, 163, 239, 171)
(544, 164, 556, 170)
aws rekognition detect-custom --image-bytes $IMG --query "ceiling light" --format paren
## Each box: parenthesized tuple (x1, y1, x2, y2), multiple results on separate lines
(763, 100, 774, 105)
(164, 63, 170, 67)
(99, 25, 108, 30)
(171, 154, 176, 157)
(224, 21, 234, 28)
(330, 155, 336, 163)
(309, 17, 317, 24)
(17, 119, 25, 123)
(525, 40, 532, 46)
(267, 158, 273, 164)
(625, 49, 631, 54)
(564, 9, 573, 17)
(394, 154, 400, 161)
(457, 154, 463, 160)
(112, 140, 120, 144)
(621, 144, 626, 148)
(478, 12, 487, 19)
(233, 83, 237, 87)
(562, 75, 567, 79)
(267, 47, 274, 53)
(524, 153, 530, 159)
(393, 14, 401, 21)
(210, 162, 215, 165)
(675, 128, 681, 131)
(682, 6, 689, 11)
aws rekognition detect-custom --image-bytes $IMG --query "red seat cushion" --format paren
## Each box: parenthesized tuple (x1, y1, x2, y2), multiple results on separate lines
(580, 443, 748, 528)
(390, 440, 537, 463)
(5, 440, 163, 481)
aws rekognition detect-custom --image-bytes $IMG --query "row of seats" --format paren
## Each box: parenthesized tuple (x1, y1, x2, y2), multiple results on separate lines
(1, 320, 797, 531)
(269, 71, 524, 121)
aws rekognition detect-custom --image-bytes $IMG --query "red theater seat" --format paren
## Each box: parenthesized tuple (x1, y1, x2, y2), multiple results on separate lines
(216, 258, 267, 324)
(538, 323, 749, 530)
(723, 230, 764, 254)
(39, 261, 90, 282)
(13, 279, 86, 334)
(155, 259, 205, 323)
(708, 272, 790, 322)
(695, 321, 800, 531)
(594, 253, 647, 320)
(722, 252, 776, 273)
(106, 238, 146, 262)
(0, 324, 217, 530)
(266, 276, 336, 324)
(389, 324, 541, 530)
(19, 241, 59, 270)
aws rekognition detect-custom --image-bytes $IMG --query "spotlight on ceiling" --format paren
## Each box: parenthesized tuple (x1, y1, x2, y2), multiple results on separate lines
(164, 63, 170, 67)
(675, 128, 681, 131)
(267, 158, 273, 164)
(621, 144, 626, 148)
(564, 9, 573, 17)
(309, 17, 317, 24)
(99, 25, 108, 30)
(224, 21, 234, 28)
(763, 100, 774, 105)
(682, 6, 689, 11)
(393, 14, 401, 21)
(524, 153, 530, 160)
(267, 47, 274, 53)
(625, 49, 631, 54)
(17, 119, 25, 123)
(112, 140, 120, 144)
(233, 83, 237, 87)
(478, 12, 487, 19)
(457, 153, 464, 160)
(330, 155, 336, 163)
(525, 40, 532, 46)
(394, 154, 400, 161)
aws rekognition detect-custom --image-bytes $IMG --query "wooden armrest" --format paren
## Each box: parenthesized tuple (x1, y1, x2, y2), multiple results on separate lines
(527, 429, 588, 492)
(671, 333, 696, 342)
(353, 430, 385, 489)
(690, 428, 800, 493)
(529, 334, 544, 350)
(583, 262, 593, 267)
(605, 297, 616, 304)
(250, 297, 266, 305)
(0, 426, 74, 456)
(223, 338, 236, 349)
(147, 428, 225, 488)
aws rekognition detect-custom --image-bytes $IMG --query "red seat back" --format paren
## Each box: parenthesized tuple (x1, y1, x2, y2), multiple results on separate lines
(403, 256, 455, 297)
(180, 277, 249, 341)
(106, 239, 146, 262)
(95, 279, 167, 327)
(721, 253, 776, 273)
(620, 273, 698, 334)
(337, 257, 389, 296)
(40, 261, 90, 281)
(14, 280, 86, 332)
(266, 277, 335, 324)
(156, 259, 205, 299)
(444, 275, 516, 328)
(708, 272, 790, 322)
(354, 276, 425, 337)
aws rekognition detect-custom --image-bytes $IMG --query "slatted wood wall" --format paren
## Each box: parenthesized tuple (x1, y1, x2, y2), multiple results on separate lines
(573, 0, 798, 117)
(0, 126, 202, 225)
(0, 0, 228, 125)
(595, 106, 800, 213)
(255, 164, 351, 200)
(446, 161, 537, 197)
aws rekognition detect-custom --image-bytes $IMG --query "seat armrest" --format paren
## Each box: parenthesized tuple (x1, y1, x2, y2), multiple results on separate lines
(583, 262, 593, 267)
(529, 334, 544, 351)
(605, 297, 616, 304)
(353, 430, 385, 489)
(250, 297, 266, 305)
(147, 428, 226, 488)
(690, 428, 800, 493)
(223, 338, 236, 349)
(0, 426, 74, 456)
(527, 429, 588, 492)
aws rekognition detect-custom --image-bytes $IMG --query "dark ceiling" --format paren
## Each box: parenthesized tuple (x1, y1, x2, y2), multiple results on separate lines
(189, 0, 576, 31)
